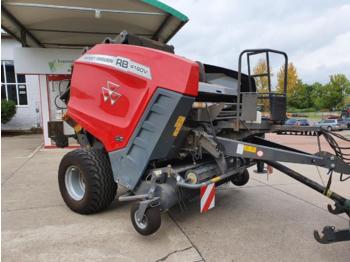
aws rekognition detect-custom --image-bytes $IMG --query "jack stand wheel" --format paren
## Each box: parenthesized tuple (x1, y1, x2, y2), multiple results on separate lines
(130, 202, 161, 235)
(231, 169, 250, 186)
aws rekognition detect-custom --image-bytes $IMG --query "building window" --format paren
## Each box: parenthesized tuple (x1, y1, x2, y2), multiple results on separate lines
(1, 60, 28, 106)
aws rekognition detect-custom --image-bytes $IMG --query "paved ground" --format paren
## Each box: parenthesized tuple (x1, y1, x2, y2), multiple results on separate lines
(2, 133, 350, 262)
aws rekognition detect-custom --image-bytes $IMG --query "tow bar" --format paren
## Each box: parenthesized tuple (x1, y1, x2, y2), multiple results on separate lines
(265, 161, 350, 244)
(213, 132, 350, 244)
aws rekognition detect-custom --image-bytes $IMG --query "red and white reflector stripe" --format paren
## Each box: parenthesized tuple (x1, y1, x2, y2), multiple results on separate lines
(200, 183, 215, 213)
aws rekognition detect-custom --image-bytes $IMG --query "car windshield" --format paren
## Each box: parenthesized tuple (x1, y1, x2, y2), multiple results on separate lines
(322, 120, 335, 123)
(286, 119, 296, 124)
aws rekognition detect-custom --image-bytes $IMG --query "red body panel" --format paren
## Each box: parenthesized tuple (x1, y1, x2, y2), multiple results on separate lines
(68, 44, 199, 152)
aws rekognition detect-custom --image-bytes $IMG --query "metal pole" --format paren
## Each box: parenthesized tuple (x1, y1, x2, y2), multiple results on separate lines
(236, 52, 244, 131)
(265, 51, 272, 93)
(247, 53, 252, 92)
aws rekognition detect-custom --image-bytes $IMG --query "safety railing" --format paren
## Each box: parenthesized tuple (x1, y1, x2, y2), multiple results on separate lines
(236, 49, 289, 129)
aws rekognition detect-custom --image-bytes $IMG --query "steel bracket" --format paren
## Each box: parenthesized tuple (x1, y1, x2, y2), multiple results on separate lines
(327, 201, 350, 216)
(314, 226, 350, 244)
(135, 197, 160, 223)
(197, 131, 227, 173)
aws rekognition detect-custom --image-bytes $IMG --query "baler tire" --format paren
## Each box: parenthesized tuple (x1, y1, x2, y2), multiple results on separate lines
(231, 169, 250, 186)
(58, 148, 117, 214)
(130, 203, 161, 236)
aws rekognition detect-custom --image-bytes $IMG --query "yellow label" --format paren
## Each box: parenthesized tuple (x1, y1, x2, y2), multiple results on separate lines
(74, 124, 82, 133)
(172, 116, 186, 137)
(325, 189, 333, 198)
(244, 145, 257, 153)
(210, 176, 221, 183)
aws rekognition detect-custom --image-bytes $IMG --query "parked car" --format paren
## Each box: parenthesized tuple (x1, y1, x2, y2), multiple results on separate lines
(341, 117, 350, 128)
(315, 119, 347, 131)
(285, 118, 310, 126)
(295, 119, 310, 126)
(285, 118, 297, 126)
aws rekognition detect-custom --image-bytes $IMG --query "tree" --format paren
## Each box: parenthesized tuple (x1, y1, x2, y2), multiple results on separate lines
(328, 74, 350, 109)
(311, 75, 350, 111)
(276, 62, 299, 104)
(314, 83, 340, 111)
(253, 59, 271, 111)
(310, 82, 324, 109)
(288, 79, 313, 109)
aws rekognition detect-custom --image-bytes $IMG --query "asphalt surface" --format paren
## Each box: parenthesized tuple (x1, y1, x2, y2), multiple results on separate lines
(2, 133, 350, 261)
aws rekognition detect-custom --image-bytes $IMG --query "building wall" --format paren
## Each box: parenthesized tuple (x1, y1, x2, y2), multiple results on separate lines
(1, 38, 21, 59)
(1, 38, 42, 130)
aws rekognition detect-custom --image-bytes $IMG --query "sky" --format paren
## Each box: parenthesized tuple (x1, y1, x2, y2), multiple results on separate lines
(163, 0, 350, 85)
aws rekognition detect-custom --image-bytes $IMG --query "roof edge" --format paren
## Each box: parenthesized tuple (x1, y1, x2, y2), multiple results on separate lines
(142, 0, 188, 22)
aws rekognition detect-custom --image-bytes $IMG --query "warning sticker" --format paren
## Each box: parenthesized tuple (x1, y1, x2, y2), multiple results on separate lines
(244, 145, 257, 153)
(236, 144, 244, 155)
(172, 116, 186, 137)
(200, 183, 215, 213)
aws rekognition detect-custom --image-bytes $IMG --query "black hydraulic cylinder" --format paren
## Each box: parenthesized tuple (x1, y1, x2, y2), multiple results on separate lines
(265, 161, 349, 211)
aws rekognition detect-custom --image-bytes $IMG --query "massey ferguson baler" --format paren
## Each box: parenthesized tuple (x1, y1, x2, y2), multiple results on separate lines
(56, 32, 350, 243)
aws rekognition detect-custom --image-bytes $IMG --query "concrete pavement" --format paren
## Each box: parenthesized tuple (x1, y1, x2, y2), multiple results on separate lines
(1, 134, 350, 261)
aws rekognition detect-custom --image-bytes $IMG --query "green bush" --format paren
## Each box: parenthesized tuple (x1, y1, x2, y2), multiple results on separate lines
(1, 100, 17, 124)
(287, 107, 316, 113)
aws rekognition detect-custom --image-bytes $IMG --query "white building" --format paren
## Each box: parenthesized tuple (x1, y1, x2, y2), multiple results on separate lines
(1, 34, 41, 131)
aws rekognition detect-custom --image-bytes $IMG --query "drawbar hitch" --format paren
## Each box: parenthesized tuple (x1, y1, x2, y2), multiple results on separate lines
(265, 161, 350, 244)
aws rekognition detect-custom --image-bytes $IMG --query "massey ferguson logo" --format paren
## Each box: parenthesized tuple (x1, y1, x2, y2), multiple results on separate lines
(101, 81, 121, 105)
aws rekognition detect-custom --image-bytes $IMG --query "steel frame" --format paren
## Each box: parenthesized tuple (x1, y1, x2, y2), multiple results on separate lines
(236, 49, 288, 130)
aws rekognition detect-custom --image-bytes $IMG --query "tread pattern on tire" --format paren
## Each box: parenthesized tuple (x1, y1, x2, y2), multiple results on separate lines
(59, 148, 117, 214)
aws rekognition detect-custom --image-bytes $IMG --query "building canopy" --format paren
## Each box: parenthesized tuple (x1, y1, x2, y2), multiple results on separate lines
(1, 0, 188, 48)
